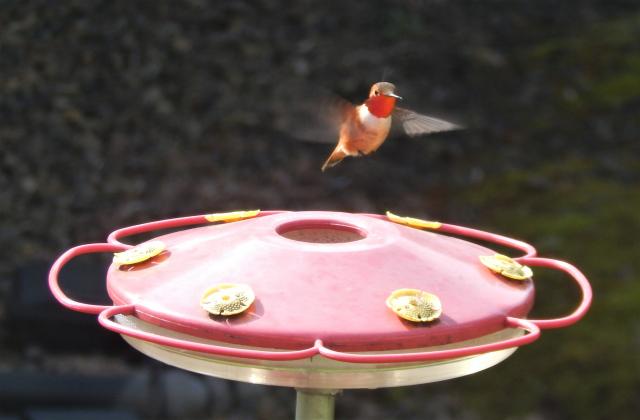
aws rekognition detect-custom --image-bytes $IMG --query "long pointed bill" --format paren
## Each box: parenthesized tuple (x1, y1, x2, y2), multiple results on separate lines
(386, 93, 402, 100)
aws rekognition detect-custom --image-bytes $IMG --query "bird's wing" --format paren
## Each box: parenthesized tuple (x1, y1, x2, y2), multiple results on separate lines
(392, 107, 462, 138)
(273, 86, 353, 144)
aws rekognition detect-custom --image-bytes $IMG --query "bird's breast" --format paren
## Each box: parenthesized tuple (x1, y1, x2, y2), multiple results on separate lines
(337, 105, 391, 155)
(357, 105, 391, 133)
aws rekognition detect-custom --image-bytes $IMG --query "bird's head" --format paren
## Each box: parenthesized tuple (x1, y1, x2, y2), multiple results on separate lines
(368, 82, 402, 100)
(365, 82, 402, 118)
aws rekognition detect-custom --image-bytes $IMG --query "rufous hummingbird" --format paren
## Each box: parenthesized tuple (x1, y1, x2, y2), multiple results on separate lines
(321, 82, 460, 171)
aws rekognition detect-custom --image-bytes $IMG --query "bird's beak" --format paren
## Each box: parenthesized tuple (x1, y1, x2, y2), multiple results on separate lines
(386, 93, 402, 100)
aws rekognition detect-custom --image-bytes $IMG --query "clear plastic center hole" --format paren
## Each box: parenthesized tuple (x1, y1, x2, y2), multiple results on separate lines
(277, 221, 366, 244)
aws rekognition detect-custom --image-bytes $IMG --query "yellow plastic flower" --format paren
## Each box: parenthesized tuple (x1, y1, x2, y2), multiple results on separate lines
(479, 254, 533, 280)
(386, 288, 442, 322)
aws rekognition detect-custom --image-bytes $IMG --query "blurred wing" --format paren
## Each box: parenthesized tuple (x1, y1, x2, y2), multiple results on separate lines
(272, 86, 353, 144)
(393, 107, 462, 138)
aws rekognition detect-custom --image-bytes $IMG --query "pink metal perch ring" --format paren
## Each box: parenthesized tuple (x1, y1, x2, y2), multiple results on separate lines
(49, 211, 592, 365)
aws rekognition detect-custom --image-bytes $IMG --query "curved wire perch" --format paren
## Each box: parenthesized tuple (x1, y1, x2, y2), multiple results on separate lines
(363, 213, 538, 258)
(107, 215, 210, 248)
(48, 242, 128, 314)
(98, 304, 321, 361)
(98, 304, 540, 364)
(515, 257, 593, 329)
(317, 317, 540, 364)
(437, 223, 538, 258)
(107, 211, 287, 247)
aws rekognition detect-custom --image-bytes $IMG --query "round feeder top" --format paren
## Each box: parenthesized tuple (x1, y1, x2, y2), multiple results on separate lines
(105, 211, 535, 352)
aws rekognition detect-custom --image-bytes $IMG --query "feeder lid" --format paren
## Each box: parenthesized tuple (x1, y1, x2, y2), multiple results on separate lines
(106, 211, 534, 352)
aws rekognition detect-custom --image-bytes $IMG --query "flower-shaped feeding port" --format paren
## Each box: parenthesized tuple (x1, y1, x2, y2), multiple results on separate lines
(204, 209, 260, 223)
(479, 254, 534, 281)
(386, 211, 442, 230)
(201, 283, 255, 316)
(112, 240, 166, 266)
(386, 289, 442, 322)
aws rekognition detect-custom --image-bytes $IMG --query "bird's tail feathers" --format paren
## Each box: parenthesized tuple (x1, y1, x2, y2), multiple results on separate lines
(321, 148, 347, 172)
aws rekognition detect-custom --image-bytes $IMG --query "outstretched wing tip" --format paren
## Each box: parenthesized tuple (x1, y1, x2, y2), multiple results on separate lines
(394, 107, 463, 137)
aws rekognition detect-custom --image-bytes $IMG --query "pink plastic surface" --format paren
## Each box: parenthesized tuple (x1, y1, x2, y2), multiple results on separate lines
(49, 211, 592, 363)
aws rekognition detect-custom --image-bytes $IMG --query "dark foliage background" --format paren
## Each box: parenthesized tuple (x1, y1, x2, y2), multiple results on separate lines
(1, 1, 639, 419)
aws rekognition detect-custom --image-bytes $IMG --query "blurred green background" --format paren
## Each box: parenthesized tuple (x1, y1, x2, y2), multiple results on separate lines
(1, 1, 638, 419)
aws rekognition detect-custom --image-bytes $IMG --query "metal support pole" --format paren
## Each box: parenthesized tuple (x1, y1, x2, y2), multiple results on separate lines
(295, 388, 339, 420)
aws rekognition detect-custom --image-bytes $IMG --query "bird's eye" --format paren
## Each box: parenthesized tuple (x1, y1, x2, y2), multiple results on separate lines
(374, 90, 379, 95)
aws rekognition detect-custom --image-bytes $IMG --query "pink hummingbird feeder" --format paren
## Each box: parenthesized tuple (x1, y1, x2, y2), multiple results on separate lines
(49, 210, 592, 419)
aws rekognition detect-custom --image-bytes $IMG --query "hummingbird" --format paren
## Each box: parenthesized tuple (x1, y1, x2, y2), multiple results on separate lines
(321, 82, 460, 171)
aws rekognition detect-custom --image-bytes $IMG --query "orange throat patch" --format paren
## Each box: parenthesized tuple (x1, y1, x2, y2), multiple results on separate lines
(364, 96, 397, 118)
